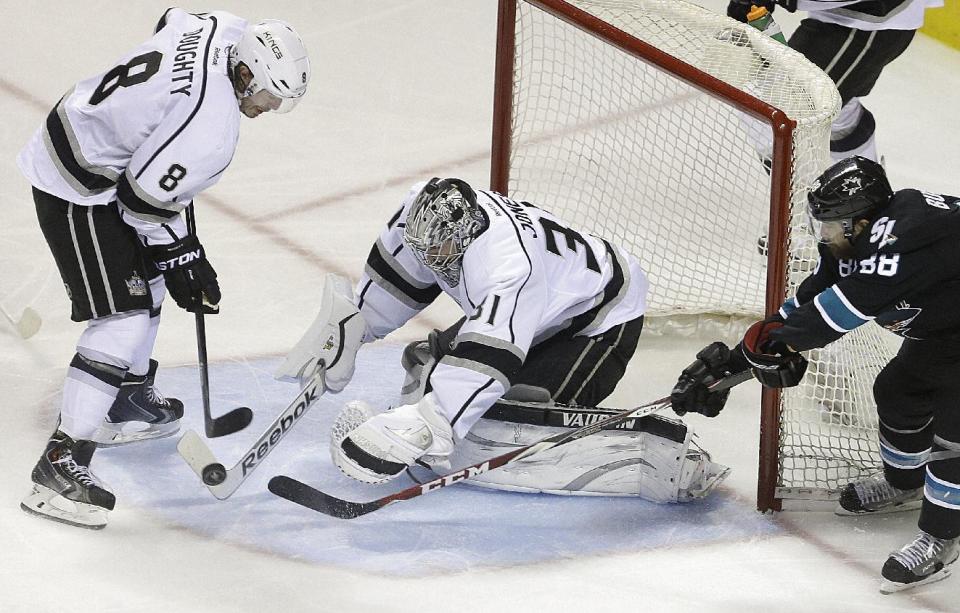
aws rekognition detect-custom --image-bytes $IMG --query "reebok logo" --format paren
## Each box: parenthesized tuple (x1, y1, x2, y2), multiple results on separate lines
(240, 385, 318, 476)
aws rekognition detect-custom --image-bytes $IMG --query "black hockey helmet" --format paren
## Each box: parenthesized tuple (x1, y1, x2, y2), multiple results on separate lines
(807, 156, 892, 222)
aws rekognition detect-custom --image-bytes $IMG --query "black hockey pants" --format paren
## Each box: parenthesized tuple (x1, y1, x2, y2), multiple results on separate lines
(874, 338, 960, 539)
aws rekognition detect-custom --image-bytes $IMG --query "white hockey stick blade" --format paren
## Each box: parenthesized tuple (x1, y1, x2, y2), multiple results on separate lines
(177, 366, 326, 500)
(1, 306, 41, 339)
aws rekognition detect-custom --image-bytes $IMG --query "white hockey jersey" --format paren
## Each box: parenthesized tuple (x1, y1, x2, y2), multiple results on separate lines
(17, 9, 246, 245)
(357, 183, 649, 439)
(795, 0, 942, 31)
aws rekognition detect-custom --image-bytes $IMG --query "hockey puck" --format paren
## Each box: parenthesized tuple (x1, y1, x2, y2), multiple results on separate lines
(202, 463, 227, 486)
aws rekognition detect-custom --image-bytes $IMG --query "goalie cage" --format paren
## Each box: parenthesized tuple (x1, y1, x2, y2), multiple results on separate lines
(489, 0, 899, 511)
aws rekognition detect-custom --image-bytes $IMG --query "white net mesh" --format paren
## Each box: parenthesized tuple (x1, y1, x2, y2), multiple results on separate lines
(499, 0, 897, 502)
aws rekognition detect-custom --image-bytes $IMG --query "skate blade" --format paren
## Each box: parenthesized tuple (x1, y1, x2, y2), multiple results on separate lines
(834, 499, 922, 517)
(93, 420, 180, 447)
(685, 463, 732, 500)
(20, 484, 108, 530)
(879, 567, 953, 594)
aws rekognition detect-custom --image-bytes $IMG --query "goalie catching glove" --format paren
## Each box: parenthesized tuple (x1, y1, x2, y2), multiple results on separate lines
(330, 393, 455, 484)
(275, 273, 368, 392)
(671, 318, 807, 417)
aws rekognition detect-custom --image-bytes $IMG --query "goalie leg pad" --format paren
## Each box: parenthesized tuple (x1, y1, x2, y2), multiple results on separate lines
(450, 402, 729, 502)
(330, 394, 454, 484)
(275, 273, 367, 392)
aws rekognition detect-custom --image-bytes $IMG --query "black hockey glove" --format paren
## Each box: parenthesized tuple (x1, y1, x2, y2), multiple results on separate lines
(148, 235, 220, 314)
(727, 0, 776, 23)
(671, 341, 748, 418)
(738, 319, 807, 388)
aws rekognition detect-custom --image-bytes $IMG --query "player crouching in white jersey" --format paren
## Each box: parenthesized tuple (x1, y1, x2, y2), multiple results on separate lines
(277, 179, 729, 503)
(17, 9, 310, 529)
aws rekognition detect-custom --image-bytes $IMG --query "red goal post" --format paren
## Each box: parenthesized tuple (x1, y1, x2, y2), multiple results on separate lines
(489, 0, 892, 511)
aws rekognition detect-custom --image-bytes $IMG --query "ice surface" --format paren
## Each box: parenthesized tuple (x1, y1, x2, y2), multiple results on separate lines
(2, 1, 959, 611)
(96, 347, 780, 577)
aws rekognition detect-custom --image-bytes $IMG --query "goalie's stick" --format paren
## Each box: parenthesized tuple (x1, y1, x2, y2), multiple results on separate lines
(268, 370, 754, 519)
(1, 303, 41, 339)
(185, 204, 253, 438)
(176, 365, 326, 499)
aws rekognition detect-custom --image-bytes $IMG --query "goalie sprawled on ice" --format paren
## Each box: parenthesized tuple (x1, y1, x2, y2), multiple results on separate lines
(277, 178, 727, 503)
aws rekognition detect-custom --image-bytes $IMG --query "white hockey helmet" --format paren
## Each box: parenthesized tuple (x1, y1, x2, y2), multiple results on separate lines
(234, 19, 310, 113)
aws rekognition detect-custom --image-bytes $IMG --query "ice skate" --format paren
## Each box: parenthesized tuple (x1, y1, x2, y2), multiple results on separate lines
(880, 531, 959, 593)
(94, 359, 183, 446)
(836, 472, 922, 516)
(21, 431, 115, 529)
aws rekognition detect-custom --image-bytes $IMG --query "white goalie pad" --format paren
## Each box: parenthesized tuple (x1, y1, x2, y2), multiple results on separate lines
(276, 273, 367, 392)
(443, 408, 729, 503)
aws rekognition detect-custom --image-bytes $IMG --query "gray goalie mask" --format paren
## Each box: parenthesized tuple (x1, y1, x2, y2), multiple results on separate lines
(403, 178, 487, 286)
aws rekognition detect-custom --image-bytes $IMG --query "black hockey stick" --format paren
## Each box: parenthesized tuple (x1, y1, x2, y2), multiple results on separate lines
(177, 364, 326, 499)
(268, 370, 754, 519)
(194, 313, 253, 437)
(185, 204, 253, 438)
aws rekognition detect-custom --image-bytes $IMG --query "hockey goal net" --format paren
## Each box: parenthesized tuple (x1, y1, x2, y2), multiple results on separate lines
(490, 0, 897, 511)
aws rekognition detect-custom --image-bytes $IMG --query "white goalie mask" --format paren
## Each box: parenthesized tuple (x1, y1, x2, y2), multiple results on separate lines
(403, 178, 488, 286)
(233, 19, 310, 113)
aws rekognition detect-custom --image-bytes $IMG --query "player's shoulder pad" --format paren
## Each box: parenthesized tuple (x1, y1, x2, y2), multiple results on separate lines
(155, 7, 198, 33)
(459, 256, 530, 309)
(464, 201, 535, 279)
(475, 191, 536, 240)
(871, 189, 960, 254)
(154, 7, 175, 33)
